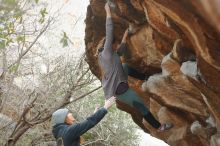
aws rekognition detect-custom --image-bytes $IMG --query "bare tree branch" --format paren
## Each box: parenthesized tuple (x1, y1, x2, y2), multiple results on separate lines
(8, 19, 51, 70)
(30, 132, 54, 146)
(82, 134, 112, 146)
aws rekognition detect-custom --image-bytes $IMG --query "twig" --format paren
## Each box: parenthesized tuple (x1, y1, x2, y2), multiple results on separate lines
(8, 19, 51, 69)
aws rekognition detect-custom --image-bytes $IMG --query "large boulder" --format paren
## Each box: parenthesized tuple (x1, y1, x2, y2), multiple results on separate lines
(85, 0, 220, 145)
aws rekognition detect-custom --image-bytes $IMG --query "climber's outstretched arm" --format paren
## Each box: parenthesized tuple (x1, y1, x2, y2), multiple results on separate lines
(102, 2, 114, 58)
(121, 29, 129, 44)
(117, 29, 129, 56)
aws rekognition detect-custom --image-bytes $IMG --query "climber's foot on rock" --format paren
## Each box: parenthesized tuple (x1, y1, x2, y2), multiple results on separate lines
(157, 123, 173, 132)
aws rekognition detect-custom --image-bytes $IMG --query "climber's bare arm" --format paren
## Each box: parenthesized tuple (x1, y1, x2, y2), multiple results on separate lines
(121, 29, 129, 44)
(105, 3, 111, 18)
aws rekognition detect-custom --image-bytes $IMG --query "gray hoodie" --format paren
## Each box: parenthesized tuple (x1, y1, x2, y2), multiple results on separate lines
(98, 17, 127, 99)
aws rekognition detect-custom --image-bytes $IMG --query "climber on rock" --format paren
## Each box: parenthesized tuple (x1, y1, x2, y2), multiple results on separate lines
(97, 2, 173, 132)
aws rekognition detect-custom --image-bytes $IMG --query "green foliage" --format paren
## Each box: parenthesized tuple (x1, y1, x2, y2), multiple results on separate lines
(16, 35, 25, 43)
(0, 0, 21, 49)
(2, 0, 17, 5)
(0, 0, 44, 51)
(9, 63, 19, 73)
(39, 8, 48, 23)
(35, 0, 39, 4)
(60, 32, 69, 47)
(13, 11, 23, 22)
(0, 40, 6, 49)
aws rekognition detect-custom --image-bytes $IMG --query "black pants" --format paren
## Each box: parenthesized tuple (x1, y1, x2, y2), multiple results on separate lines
(118, 63, 161, 129)
(133, 101, 161, 129)
(122, 63, 146, 80)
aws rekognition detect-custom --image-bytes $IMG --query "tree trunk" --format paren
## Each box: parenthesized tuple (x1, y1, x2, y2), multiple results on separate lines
(6, 124, 30, 146)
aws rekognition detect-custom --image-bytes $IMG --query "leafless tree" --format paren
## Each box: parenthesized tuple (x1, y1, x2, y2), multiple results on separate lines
(0, 1, 99, 145)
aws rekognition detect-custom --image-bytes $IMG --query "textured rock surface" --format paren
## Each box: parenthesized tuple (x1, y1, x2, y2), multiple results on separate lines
(85, 0, 220, 145)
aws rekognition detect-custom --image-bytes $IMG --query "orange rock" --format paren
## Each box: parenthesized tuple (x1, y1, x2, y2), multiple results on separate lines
(85, 1, 220, 145)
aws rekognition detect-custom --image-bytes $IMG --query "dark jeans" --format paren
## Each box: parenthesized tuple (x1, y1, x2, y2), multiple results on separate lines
(122, 63, 146, 80)
(116, 63, 161, 129)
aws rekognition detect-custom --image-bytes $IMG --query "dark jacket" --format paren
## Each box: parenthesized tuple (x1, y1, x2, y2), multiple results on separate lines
(52, 108, 108, 146)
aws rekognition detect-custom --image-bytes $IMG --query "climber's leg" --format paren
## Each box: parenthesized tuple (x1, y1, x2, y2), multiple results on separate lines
(117, 88, 136, 107)
(133, 101, 161, 129)
(122, 63, 146, 80)
(117, 87, 161, 129)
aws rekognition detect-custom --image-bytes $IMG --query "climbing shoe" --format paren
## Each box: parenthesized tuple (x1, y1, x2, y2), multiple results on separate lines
(157, 123, 174, 132)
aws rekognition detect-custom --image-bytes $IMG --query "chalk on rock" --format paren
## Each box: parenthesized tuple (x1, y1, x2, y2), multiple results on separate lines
(206, 116, 216, 128)
(210, 134, 220, 146)
(180, 61, 198, 79)
(141, 81, 148, 92)
(107, 0, 116, 10)
(190, 121, 202, 134)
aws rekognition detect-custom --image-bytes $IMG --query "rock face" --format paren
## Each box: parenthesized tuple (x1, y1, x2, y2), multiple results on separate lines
(85, 0, 220, 145)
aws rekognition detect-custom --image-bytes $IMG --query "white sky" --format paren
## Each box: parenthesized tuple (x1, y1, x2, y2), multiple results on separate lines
(43, 0, 169, 145)
(36, 0, 89, 59)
